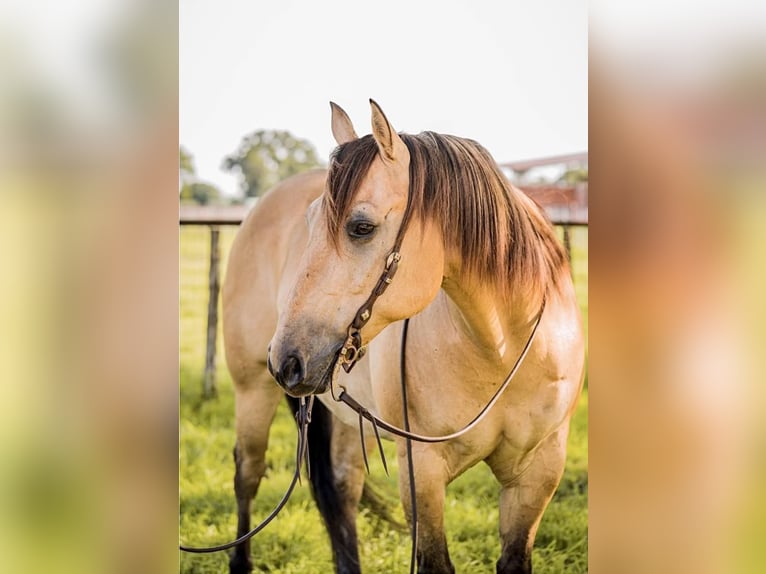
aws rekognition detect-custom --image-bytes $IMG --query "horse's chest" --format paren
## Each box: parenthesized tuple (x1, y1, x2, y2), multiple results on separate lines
(384, 338, 572, 454)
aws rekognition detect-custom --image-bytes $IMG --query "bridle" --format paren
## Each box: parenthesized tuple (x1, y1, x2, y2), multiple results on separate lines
(335, 175, 414, 374)
(180, 181, 545, 573)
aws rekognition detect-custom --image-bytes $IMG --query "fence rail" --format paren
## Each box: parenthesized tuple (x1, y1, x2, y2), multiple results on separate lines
(180, 204, 587, 398)
(179, 204, 589, 227)
(179, 205, 251, 226)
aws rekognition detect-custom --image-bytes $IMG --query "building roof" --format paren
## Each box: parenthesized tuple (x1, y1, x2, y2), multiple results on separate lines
(500, 152, 588, 172)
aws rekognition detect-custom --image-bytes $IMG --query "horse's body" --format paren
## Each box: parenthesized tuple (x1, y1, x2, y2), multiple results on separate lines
(223, 102, 584, 574)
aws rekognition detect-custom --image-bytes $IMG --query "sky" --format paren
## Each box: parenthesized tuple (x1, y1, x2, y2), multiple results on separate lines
(180, 0, 588, 197)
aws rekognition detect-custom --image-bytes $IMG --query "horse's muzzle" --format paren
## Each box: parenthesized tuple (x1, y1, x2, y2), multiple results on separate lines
(275, 352, 304, 391)
(267, 345, 337, 397)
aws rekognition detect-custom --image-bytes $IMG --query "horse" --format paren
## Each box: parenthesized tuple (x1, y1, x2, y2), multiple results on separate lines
(222, 100, 585, 574)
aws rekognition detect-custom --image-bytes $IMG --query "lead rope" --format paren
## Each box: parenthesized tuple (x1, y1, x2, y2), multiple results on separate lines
(179, 396, 314, 553)
(400, 318, 418, 574)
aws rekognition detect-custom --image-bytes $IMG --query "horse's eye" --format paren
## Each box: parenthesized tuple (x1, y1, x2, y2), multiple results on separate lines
(347, 220, 376, 239)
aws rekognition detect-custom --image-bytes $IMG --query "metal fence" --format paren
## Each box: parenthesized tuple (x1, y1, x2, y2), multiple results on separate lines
(180, 205, 587, 398)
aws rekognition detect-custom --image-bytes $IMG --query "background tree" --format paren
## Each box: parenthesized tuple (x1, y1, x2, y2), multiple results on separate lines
(179, 146, 222, 205)
(558, 167, 588, 185)
(180, 146, 195, 181)
(222, 129, 322, 199)
(180, 182, 221, 205)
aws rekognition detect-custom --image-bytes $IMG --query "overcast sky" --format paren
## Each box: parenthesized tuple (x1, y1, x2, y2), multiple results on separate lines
(180, 0, 588, 197)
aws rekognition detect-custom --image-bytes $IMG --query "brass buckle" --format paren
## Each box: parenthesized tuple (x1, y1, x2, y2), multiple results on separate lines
(340, 329, 365, 373)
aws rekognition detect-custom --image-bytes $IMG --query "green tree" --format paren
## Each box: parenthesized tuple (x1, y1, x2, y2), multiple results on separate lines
(180, 146, 195, 181)
(222, 129, 322, 198)
(180, 182, 221, 205)
(558, 167, 588, 185)
(179, 146, 222, 205)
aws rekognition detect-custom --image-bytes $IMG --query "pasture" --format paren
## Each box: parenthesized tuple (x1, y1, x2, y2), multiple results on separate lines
(180, 224, 588, 573)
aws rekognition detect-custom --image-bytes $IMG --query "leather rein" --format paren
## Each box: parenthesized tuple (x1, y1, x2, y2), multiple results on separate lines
(179, 396, 314, 554)
(180, 193, 544, 573)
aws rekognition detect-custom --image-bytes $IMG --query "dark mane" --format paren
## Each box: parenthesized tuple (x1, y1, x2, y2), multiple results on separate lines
(323, 132, 569, 305)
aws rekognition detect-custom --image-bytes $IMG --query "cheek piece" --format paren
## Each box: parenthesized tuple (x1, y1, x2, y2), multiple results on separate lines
(336, 170, 414, 374)
(338, 250, 401, 372)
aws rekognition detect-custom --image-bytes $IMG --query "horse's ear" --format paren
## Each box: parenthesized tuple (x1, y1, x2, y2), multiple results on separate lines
(330, 102, 358, 145)
(369, 99, 406, 162)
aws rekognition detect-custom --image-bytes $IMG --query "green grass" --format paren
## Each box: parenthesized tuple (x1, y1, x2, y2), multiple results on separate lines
(180, 225, 588, 573)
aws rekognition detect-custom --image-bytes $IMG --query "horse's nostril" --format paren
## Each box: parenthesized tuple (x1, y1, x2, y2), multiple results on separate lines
(279, 353, 304, 390)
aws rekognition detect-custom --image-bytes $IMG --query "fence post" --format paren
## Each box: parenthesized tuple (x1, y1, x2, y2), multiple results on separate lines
(203, 226, 220, 399)
(562, 224, 572, 262)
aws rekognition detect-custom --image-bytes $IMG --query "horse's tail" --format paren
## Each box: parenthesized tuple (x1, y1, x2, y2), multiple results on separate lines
(285, 396, 360, 569)
(285, 397, 404, 561)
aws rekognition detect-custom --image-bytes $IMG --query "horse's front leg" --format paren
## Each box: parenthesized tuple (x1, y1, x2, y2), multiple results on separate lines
(487, 423, 569, 574)
(397, 442, 454, 574)
(229, 367, 284, 574)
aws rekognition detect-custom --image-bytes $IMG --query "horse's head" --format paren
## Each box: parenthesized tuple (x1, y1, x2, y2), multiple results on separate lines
(268, 100, 444, 396)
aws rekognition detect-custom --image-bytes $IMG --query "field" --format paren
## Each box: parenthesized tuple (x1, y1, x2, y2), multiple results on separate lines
(180, 225, 588, 573)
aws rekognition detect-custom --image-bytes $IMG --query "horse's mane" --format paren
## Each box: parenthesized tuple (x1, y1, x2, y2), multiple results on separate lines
(323, 132, 569, 307)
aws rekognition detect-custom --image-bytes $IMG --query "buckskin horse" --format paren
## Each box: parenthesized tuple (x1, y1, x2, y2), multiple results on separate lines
(222, 100, 584, 573)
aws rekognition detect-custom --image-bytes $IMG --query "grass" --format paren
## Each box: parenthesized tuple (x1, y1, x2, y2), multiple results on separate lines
(180, 225, 588, 573)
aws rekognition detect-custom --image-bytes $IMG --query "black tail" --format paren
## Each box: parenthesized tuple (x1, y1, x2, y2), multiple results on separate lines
(286, 396, 360, 573)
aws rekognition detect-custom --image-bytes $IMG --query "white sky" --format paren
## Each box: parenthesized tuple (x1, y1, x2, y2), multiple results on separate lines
(180, 0, 588, 197)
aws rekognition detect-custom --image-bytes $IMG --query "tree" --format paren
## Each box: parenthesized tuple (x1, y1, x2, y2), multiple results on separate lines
(180, 182, 221, 205)
(180, 146, 195, 181)
(222, 129, 322, 199)
(558, 167, 588, 185)
(179, 146, 222, 205)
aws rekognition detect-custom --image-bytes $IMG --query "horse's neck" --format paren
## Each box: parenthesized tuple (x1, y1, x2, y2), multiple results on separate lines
(440, 273, 541, 368)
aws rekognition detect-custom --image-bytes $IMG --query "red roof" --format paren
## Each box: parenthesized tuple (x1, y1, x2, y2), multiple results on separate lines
(500, 152, 588, 172)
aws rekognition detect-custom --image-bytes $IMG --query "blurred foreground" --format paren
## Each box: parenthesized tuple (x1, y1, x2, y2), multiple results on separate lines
(0, 1, 178, 573)
(590, 3, 766, 573)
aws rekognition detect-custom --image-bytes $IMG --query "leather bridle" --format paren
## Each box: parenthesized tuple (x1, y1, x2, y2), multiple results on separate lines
(335, 249, 402, 372)
(336, 180, 414, 374)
